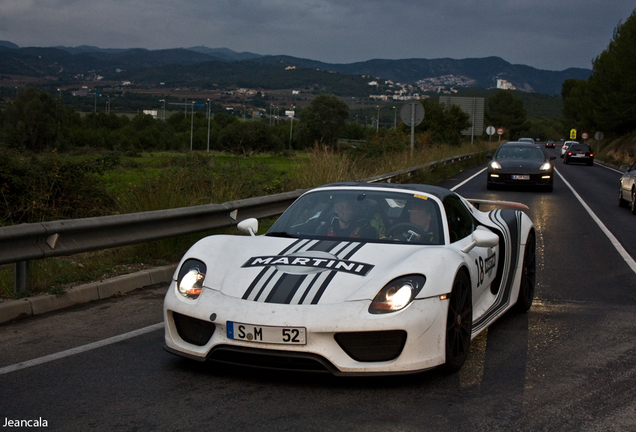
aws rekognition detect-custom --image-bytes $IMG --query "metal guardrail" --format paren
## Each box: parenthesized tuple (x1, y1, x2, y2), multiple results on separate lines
(2, 150, 487, 293)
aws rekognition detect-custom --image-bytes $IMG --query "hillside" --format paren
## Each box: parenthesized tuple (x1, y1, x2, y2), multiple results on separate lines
(0, 43, 591, 96)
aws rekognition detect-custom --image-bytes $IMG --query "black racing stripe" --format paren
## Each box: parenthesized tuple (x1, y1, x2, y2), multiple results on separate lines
(298, 273, 321, 304)
(242, 267, 270, 300)
(311, 271, 338, 305)
(280, 239, 307, 255)
(308, 240, 341, 252)
(343, 242, 365, 259)
(254, 269, 279, 302)
(265, 274, 307, 304)
(242, 239, 304, 300)
(310, 242, 367, 304)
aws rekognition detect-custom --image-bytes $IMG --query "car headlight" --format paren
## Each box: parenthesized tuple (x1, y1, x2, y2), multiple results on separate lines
(489, 161, 502, 170)
(540, 162, 552, 171)
(176, 259, 207, 299)
(369, 275, 426, 314)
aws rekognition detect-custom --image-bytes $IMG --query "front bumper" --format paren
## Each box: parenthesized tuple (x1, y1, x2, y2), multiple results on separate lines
(487, 171, 553, 187)
(163, 281, 449, 375)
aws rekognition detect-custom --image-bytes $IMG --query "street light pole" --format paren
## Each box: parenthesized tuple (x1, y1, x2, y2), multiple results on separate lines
(393, 106, 396, 129)
(376, 105, 380, 133)
(206, 99, 211, 152)
(289, 105, 295, 149)
(190, 101, 195, 151)
(159, 99, 165, 121)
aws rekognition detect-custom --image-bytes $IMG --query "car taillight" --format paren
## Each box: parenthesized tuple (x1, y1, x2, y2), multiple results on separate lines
(567, 152, 572, 155)
(589, 153, 594, 157)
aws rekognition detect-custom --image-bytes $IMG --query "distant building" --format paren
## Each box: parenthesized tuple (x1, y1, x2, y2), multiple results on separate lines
(497, 79, 516, 90)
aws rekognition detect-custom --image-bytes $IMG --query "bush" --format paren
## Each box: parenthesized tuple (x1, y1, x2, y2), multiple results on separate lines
(0, 150, 117, 224)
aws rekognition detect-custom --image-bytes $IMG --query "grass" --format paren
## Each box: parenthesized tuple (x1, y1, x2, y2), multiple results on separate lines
(0, 141, 491, 299)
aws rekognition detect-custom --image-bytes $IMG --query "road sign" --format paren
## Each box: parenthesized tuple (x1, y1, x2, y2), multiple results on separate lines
(400, 102, 425, 126)
(595, 131, 604, 141)
(581, 132, 589, 140)
(570, 129, 577, 139)
(497, 128, 504, 136)
(486, 126, 496, 136)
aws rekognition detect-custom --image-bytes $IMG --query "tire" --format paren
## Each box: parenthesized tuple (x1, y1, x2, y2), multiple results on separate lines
(514, 231, 536, 313)
(443, 270, 472, 373)
(631, 189, 636, 215)
(619, 186, 628, 208)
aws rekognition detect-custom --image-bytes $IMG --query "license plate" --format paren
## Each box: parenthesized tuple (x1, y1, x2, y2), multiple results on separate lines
(227, 321, 306, 345)
(573, 154, 584, 157)
(512, 175, 530, 180)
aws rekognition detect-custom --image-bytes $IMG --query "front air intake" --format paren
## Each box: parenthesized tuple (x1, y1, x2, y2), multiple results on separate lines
(173, 312, 216, 346)
(334, 330, 407, 362)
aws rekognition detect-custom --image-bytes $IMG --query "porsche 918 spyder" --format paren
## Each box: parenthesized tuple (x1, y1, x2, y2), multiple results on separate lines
(163, 182, 536, 375)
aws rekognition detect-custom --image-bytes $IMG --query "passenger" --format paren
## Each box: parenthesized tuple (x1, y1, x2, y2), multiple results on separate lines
(324, 194, 385, 239)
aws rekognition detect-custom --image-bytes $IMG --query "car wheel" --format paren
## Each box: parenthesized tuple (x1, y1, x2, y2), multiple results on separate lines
(619, 186, 628, 208)
(514, 231, 535, 313)
(443, 270, 472, 373)
(631, 189, 636, 215)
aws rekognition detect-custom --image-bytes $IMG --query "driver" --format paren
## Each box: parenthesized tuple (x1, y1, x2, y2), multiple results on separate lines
(388, 197, 436, 243)
(325, 194, 385, 239)
(407, 198, 435, 243)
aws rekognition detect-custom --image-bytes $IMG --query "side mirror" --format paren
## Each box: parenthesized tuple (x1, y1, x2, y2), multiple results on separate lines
(461, 227, 499, 253)
(237, 218, 258, 236)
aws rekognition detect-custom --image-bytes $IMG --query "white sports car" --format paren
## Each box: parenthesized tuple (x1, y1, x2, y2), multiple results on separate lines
(163, 182, 535, 375)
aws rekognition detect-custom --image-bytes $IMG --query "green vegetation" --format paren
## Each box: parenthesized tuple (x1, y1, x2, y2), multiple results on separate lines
(563, 9, 636, 139)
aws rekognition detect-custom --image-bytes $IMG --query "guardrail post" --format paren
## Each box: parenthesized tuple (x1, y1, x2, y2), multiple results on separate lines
(14, 261, 29, 294)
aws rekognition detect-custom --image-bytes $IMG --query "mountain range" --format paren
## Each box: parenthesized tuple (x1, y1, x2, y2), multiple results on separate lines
(0, 41, 592, 96)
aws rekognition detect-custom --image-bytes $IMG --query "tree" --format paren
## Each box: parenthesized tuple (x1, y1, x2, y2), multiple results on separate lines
(587, 8, 636, 134)
(485, 90, 527, 139)
(562, 79, 593, 132)
(297, 94, 349, 147)
(218, 121, 275, 156)
(1, 87, 58, 152)
(414, 99, 471, 146)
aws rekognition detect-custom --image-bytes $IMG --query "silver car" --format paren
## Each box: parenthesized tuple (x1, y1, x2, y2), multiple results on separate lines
(560, 141, 578, 158)
(619, 160, 636, 214)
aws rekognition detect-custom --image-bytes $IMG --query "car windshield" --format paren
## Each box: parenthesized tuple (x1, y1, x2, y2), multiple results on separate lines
(267, 189, 444, 245)
(496, 146, 545, 161)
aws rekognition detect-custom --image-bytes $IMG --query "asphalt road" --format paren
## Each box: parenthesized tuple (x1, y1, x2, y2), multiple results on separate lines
(2, 147, 636, 431)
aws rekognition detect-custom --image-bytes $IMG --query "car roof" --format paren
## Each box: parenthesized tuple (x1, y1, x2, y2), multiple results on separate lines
(499, 142, 544, 148)
(315, 182, 456, 201)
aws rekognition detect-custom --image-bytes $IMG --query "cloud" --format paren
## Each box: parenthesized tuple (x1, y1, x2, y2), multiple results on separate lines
(0, 0, 633, 70)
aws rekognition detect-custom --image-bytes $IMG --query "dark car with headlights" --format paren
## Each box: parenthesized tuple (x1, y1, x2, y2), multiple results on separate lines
(487, 142, 555, 192)
(563, 144, 594, 166)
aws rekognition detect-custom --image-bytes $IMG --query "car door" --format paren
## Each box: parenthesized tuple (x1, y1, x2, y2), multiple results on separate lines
(443, 196, 499, 320)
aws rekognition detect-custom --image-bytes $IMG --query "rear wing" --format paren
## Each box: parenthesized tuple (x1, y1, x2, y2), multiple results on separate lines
(466, 199, 529, 210)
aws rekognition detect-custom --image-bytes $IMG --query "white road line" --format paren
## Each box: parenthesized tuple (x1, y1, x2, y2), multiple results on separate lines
(555, 168, 636, 274)
(0, 322, 164, 376)
(451, 167, 487, 191)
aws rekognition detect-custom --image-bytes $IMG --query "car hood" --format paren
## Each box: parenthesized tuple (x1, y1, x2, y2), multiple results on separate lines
(496, 159, 548, 172)
(179, 235, 459, 305)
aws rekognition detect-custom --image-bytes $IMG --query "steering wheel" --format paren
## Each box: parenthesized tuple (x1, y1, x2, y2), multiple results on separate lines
(386, 223, 426, 242)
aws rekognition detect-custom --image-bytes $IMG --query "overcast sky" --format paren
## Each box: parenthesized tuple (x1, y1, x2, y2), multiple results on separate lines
(0, 0, 633, 71)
